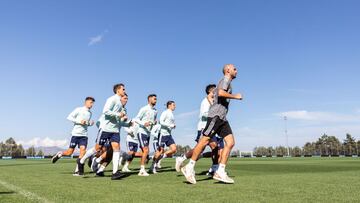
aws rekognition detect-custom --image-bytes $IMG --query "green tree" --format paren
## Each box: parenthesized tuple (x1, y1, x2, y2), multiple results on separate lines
(343, 133, 356, 156)
(37, 149, 44, 157)
(290, 146, 302, 157)
(266, 147, 275, 157)
(26, 146, 36, 157)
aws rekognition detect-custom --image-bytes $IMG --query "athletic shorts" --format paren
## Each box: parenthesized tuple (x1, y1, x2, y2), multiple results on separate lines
(97, 131, 120, 146)
(69, 136, 88, 149)
(159, 135, 175, 148)
(137, 133, 150, 148)
(153, 140, 160, 152)
(203, 116, 233, 138)
(127, 141, 139, 152)
(195, 130, 202, 143)
(213, 136, 224, 149)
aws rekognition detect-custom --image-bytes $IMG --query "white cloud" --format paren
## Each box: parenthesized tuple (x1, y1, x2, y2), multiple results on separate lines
(88, 30, 108, 46)
(18, 137, 68, 148)
(276, 110, 360, 123)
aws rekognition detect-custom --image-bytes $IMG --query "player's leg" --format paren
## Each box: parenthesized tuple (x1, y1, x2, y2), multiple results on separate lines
(176, 131, 201, 172)
(52, 137, 76, 163)
(110, 132, 124, 180)
(206, 138, 219, 176)
(213, 122, 235, 184)
(138, 133, 150, 176)
(96, 148, 113, 177)
(123, 141, 138, 172)
(150, 147, 163, 174)
(164, 137, 177, 157)
(182, 117, 220, 184)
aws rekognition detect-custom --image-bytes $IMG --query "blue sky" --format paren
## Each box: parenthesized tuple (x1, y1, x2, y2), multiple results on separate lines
(0, 0, 359, 151)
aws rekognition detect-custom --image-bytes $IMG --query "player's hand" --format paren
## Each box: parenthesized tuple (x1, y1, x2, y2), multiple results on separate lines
(234, 93, 243, 100)
(81, 120, 87, 125)
(144, 122, 151, 127)
(119, 112, 126, 118)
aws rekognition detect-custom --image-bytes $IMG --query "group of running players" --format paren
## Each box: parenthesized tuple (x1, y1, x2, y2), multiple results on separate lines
(51, 64, 242, 184)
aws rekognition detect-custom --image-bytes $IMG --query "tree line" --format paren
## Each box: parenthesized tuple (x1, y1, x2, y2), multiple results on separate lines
(253, 134, 360, 157)
(0, 137, 44, 157)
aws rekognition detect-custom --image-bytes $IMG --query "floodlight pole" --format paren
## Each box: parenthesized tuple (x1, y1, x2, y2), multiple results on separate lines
(284, 116, 289, 157)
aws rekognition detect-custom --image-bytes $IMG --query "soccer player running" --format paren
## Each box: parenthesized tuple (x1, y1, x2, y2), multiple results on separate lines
(181, 64, 242, 184)
(122, 124, 143, 172)
(175, 84, 221, 175)
(52, 97, 95, 176)
(134, 94, 158, 176)
(79, 84, 130, 180)
(150, 101, 177, 174)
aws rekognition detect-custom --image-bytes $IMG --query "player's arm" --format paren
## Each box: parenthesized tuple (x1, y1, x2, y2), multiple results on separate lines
(160, 112, 175, 129)
(218, 89, 242, 100)
(103, 98, 123, 118)
(218, 79, 243, 100)
(134, 108, 147, 126)
(67, 108, 84, 125)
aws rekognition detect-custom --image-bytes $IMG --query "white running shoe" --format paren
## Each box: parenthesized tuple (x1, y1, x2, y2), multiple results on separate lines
(122, 166, 131, 172)
(181, 165, 196, 184)
(138, 170, 150, 177)
(175, 157, 184, 172)
(213, 171, 234, 184)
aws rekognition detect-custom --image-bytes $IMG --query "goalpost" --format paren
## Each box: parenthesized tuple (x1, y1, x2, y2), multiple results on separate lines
(240, 151, 253, 158)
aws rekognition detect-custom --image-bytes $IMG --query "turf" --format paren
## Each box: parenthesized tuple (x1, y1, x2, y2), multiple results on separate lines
(0, 158, 359, 203)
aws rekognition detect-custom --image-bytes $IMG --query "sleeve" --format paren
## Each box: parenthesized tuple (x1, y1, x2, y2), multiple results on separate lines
(134, 108, 146, 126)
(103, 97, 119, 118)
(219, 78, 230, 91)
(160, 112, 175, 129)
(67, 108, 81, 124)
(199, 100, 209, 120)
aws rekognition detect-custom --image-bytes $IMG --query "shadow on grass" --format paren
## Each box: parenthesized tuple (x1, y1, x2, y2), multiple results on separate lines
(238, 163, 360, 175)
(0, 191, 16, 195)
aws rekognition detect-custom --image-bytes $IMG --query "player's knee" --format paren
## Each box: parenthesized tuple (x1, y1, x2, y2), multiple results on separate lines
(226, 139, 235, 148)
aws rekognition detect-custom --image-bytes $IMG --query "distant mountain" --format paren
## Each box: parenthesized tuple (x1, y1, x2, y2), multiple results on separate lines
(35, 146, 66, 156)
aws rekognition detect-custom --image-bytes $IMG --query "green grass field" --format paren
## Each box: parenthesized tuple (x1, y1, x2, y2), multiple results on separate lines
(0, 158, 360, 203)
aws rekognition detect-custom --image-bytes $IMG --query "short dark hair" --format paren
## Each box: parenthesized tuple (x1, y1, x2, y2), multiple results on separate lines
(148, 94, 157, 100)
(113, 83, 125, 94)
(167, 101, 175, 108)
(123, 93, 128, 97)
(205, 84, 216, 95)
(85, 97, 95, 102)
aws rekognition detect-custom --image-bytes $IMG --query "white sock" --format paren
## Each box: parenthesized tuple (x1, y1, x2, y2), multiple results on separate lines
(74, 164, 79, 173)
(80, 147, 96, 164)
(98, 165, 106, 173)
(162, 154, 167, 159)
(96, 157, 103, 163)
(188, 159, 196, 169)
(182, 154, 187, 160)
(112, 151, 120, 174)
(124, 161, 129, 169)
(58, 152, 63, 158)
(218, 164, 226, 174)
(140, 165, 145, 171)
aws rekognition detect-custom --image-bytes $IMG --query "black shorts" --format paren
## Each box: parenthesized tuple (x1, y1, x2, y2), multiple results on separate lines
(202, 116, 233, 138)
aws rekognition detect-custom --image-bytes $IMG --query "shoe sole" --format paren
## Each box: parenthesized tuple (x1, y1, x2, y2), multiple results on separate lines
(213, 175, 234, 184)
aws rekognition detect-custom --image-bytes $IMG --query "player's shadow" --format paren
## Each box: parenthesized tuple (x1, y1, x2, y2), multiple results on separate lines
(0, 191, 16, 195)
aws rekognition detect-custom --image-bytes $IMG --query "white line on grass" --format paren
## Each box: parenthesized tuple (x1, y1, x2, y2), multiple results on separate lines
(0, 179, 52, 203)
